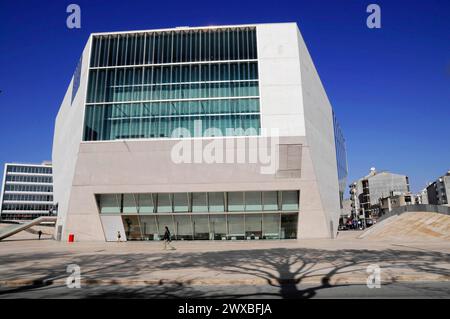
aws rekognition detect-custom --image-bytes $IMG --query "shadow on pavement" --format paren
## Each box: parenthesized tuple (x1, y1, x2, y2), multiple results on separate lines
(0, 247, 449, 298)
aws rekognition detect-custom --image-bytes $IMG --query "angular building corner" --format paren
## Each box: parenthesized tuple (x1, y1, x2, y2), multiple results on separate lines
(52, 22, 347, 242)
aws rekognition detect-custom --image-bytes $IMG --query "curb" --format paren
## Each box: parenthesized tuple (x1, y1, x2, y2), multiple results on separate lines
(1, 274, 449, 288)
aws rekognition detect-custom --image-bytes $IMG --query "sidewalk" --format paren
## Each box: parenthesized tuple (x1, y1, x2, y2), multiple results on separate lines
(1, 234, 449, 288)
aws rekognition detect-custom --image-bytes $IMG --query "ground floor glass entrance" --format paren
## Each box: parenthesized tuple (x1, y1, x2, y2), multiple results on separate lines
(120, 212, 298, 240)
(97, 190, 299, 240)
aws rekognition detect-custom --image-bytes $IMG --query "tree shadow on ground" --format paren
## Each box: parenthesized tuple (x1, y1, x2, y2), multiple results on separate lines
(0, 246, 449, 298)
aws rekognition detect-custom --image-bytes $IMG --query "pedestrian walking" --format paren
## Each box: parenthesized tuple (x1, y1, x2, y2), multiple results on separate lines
(162, 226, 175, 250)
(117, 231, 122, 242)
(38, 230, 42, 240)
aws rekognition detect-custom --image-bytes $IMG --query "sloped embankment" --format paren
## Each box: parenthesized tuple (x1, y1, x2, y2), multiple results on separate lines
(359, 212, 450, 241)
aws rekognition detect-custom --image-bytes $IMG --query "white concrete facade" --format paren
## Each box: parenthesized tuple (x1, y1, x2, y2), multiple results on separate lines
(52, 23, 344, 241)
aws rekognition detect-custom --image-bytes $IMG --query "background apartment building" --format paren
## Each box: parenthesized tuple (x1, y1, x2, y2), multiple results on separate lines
(0, 162, 54, 221)
(349, 167, 410, 222)
(426, 171, 450, 206)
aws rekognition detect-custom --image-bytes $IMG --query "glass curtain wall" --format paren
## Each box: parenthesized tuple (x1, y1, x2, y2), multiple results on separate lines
(97, 190, 299, 240)
(84, 27, 260, 141)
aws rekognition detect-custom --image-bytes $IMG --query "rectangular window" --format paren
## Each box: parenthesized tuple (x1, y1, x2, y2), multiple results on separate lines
(245, 192, 262, 211)
(227, 214, 245, 239)
(263, 191, 278, 211)
(228, 192, 244, 212)
(281, 191, 299, 211)
(192, 192, 208, 212)
(173, 193, 189, 212)
(138, 194, 154, 214)
(209, 214, 227, 240)
(208, 192, 224, 212)
(157, 193, 172, 213)
(99, 194, 120, 214)
(123, 194, 138, 214)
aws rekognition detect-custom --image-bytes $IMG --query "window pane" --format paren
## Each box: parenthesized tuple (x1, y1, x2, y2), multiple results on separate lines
(121, 215, 142, 240)
(227, 214, 244, 239)
(263, 213, 280, 239)
(139, 215, 158, 240)
(192, 192, 208, 212)
(173, 193, 189, 212)
(99, 194, 120, 214)
(208, 192, 224, 212)
(138, 194, 154, 214)
(245, 214, 262, 239)
(281, 213, 298, 239)
(123, 194, 138, 214)
(209, 214, 227, 240)
(174, 215, 192, 240)
(157, 193, 172, 213)
(281, 191, 299, 211)
(245, 191, 262, 211)
(228, 192, 244, 212)
(192, 214, 209, 240)
(263, 191, 278, 211)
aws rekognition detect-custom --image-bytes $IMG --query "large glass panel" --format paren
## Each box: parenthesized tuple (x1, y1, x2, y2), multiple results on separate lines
(245, 213, 262, 239)
(99, 194, 120, 214)
(227, 192, 244, 212)
(227, 214, 245, 240)
(263, 213, 280, 239)
(121, 215, 142, 240)
(173, 215, 193, 240)
(173, 193, 189, 212)
(192, 192, 208, 212)
(139, 215, 159, 240)
(263, 191, 278, 211)
(281, 191, 299, 211)
(281, 213, 298, 239)
(192, 214, 209, 240)
(123, 194, 138, 214)
(209, 214, 227, 240)
(157, 193, 172, 213)
(245, 192, 262, 211)
(138, 194, 154, 214)
(208, 192, 225, 212)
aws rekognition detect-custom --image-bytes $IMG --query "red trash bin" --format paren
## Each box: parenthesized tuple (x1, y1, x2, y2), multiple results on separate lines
(68, 234, 74, 242)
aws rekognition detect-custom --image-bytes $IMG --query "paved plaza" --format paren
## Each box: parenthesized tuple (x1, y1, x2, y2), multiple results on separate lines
(0, 230, 449, 298)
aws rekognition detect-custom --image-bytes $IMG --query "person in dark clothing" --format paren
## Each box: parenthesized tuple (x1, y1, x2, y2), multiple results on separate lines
(38, 230, 42, 240)
(162, 226, 175, 250)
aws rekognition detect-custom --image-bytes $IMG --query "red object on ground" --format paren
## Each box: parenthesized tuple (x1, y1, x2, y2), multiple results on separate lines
(68, 234, 74, 242)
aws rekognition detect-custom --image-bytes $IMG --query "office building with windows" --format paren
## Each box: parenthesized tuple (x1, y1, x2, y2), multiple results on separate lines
(0, 162, 54, 221)
(53, 22, 347, 241)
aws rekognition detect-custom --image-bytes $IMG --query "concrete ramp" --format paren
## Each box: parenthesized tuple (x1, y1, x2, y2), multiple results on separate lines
(359, 212, 450, 241)
(0, 217, 57, 241)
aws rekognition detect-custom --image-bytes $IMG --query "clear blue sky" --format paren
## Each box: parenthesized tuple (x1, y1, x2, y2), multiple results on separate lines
(0, 0, 449, 194)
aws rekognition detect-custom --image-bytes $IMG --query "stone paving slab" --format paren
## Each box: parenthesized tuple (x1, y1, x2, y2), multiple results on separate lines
(0, 236, 449, 287)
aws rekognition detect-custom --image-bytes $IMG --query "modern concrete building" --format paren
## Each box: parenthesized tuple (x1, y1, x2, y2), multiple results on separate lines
(349, 168, 410, 221)
(52, 23, 347, 241)
(426, 171, 450, 206)
(0, 162, 54, 221)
